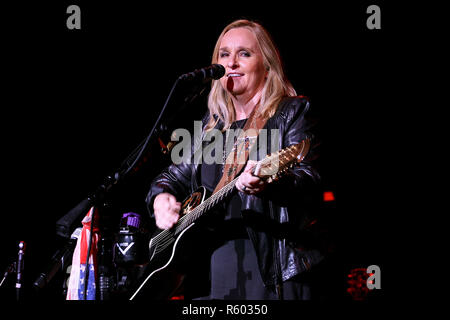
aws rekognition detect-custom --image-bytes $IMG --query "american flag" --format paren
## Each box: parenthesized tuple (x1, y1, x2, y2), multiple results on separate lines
(66, 206, 99, 300)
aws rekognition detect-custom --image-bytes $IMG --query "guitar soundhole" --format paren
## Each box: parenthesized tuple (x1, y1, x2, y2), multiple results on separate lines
(181, 191, 202, 215)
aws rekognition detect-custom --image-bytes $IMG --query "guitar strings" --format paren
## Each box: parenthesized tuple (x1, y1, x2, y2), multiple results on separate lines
(150, 176, 239, 250)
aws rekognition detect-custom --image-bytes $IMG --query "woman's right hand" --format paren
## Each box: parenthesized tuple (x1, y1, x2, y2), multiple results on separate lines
(153, 193, 181, 230)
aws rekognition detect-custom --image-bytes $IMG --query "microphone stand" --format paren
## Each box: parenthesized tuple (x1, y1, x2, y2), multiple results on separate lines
(0, 261, 16, 302)
(34, 73, 211, 298)
(0, 262, 16, 288)
(15, 241, 25, 301)
(55, 77, 182, 240)
(54, 74, 212, 238)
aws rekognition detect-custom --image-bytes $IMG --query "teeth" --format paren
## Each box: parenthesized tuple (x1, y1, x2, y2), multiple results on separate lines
(228, 74, 243, 77)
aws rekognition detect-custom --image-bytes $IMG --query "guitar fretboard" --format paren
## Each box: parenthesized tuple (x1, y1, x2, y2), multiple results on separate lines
(175, 176, 239, 234)
(149, 177, 239, 252)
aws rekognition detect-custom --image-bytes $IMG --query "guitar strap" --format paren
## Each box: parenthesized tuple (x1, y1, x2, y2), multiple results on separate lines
(212, 106, 268, 195)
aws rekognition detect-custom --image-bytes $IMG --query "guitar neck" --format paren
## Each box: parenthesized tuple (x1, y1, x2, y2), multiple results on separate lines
(175, 176, 239, 233)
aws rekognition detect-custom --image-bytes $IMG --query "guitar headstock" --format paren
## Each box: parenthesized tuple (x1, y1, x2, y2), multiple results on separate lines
(254, 138, 310, 183)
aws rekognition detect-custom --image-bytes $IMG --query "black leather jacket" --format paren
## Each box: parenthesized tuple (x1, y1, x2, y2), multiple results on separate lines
(146, 96, 324, 287)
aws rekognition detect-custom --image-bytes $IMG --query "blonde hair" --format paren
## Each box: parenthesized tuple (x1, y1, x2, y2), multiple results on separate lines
(206, 19, 297, 131)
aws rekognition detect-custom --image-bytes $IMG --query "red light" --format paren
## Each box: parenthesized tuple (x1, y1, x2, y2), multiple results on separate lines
(347, 268, 370, 301)
(323, 191, 335, 202)
(158, 137, 167, 150)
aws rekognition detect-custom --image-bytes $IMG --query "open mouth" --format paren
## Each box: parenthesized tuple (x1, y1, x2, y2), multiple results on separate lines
(227, 73, 244, 78)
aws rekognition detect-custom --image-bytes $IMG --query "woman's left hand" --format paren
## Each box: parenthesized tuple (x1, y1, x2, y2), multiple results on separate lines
(236, 160, 267, 194)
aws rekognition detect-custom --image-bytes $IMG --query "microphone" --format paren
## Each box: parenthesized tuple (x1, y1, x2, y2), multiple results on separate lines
(33, 228, 81, 290)
(16, 241, 25, 300)
(178, 64, 225, 81)
(56, 198, 92, 238)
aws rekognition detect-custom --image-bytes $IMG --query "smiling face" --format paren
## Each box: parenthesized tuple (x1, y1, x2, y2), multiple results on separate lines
(218, 27, 267, 102)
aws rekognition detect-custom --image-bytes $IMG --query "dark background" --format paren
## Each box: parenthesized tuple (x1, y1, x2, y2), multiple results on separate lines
(0, 0, 409, 304)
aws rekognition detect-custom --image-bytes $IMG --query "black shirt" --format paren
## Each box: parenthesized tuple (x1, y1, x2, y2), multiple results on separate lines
(198, 119, 272, 299)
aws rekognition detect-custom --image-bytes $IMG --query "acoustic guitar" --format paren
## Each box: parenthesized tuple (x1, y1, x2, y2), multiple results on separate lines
(129, 139, 310, 300)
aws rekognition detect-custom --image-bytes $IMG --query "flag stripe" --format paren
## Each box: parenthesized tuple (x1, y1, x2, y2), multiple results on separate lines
(66, 207, 99, 300)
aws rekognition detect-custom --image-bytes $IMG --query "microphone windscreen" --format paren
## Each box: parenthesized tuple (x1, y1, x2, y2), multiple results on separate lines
(211, 64, 225, 79)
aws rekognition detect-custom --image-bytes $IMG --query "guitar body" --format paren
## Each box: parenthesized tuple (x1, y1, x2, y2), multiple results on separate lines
(129, 187, 207, 300)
